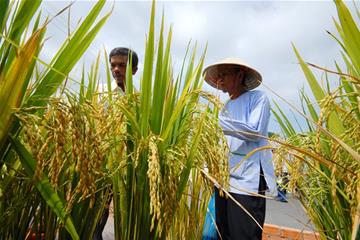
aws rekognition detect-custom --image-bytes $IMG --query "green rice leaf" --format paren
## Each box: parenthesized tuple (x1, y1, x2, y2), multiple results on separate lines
(27, 0, 110, 107)
(10, 136, 79, 240)
(293, 44, 345, 137)
(0, 0, 9, 33)
(8, 0, 41, 42)
(125, 51, 134, 94)
(293, 44, 325, 103)
(272, 101, 296, 136)
(336, 62, 360, 119)
(104, 49, 113, 103)
(0, 29, 43, 148)
(271, 108, 291, 137)
(335, 0, 360, 75)
(333, 18, 346, 50)
(300, 90, 319, 124)
(79, 64, 85, 103)
(151, 12, 165, 134)
(192, 44, 207, 90)
(177, 112, 206, 201)
(140, 0, 156, 137)
(31, 11, 43, 34)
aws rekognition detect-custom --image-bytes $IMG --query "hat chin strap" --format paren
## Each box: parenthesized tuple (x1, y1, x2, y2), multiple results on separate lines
(229, 87, 246, 99)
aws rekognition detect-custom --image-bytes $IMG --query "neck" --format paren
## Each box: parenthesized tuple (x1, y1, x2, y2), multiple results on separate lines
(118, 83, 125, 92)
(229, 88, 246, 99)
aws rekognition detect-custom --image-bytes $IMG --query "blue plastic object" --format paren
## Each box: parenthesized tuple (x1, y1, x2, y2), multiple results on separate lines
(202, 194, 217, 240)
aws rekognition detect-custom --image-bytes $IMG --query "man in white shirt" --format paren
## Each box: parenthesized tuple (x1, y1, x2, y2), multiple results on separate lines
(203, 58, 277, 240)
(94, 47, 139, 240)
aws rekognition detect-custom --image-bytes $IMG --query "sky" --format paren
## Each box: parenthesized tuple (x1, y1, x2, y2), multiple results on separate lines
(39, 0, 355, 133)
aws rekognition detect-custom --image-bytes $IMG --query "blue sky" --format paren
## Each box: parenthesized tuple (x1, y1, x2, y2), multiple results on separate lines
(39, 0, 355, 133)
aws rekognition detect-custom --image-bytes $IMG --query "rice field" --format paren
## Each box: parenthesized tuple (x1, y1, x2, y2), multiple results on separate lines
(0, 0, 359, 239)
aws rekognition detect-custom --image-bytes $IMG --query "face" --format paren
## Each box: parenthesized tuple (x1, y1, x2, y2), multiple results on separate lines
(110, 55, 129, 87)
(214, 65, 244, 96)
(110, 55, 138, 87)
(110, 55, 127, 86)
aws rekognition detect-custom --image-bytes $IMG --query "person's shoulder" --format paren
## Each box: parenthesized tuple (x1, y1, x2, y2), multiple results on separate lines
(248, 90, 269, 104)
(247, 90, 267, 98)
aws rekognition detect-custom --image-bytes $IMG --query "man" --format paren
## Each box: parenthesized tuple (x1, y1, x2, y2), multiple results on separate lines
(94, 47, 139, 240)
(203, 58, 277, 240)
(109, 47, 139, 92)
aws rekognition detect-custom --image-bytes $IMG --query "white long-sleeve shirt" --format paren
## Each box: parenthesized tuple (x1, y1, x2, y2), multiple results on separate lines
(219, 90, 277, 196)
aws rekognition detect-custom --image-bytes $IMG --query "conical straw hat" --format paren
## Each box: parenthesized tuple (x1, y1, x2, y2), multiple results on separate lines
(203, 58, 262, 90)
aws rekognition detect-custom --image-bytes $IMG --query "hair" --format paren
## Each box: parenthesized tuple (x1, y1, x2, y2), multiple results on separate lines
(109, 47, 139, 68)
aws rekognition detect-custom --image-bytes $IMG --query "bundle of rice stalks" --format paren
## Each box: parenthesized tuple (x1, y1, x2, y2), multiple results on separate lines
(106, 2, 229, 239)
(0, 1, 110, 239)
(15, 96, 113, 239)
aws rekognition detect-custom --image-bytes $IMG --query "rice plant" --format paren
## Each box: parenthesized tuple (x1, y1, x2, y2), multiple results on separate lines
(1, 0, 229, 239)
(107, 2, 229, 239)
(0, 0, 110, 238)
(272, 1, 360, 239)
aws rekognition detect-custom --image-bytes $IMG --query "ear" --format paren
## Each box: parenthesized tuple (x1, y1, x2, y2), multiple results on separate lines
(132, 67, 138, 75)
